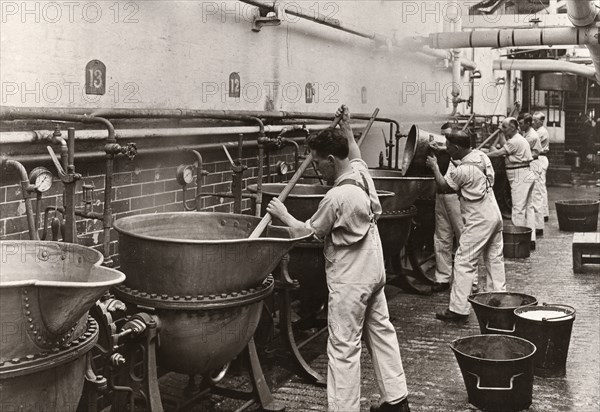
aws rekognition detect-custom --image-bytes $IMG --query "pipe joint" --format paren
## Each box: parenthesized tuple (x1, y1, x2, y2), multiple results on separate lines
(104, 142, 138, 159)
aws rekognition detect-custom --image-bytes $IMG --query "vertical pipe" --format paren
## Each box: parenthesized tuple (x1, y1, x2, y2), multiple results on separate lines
(67, 127, 75, 173)
(103, 155, 114, 265)
(191, 150, 203, 211)
(393, 124, 399, 169)
(232, 134, 244, 214)
(265, 151, 271, 184)
(256, 145, 264, 217)
(5, 160, 39, 240)
(387, 131, 394, 169)
(64, 127, 77, 243)
(584, 78, 590, 114)
(24, 196, 38, 240)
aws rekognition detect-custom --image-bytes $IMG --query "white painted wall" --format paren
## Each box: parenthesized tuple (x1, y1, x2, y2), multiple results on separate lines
(0, 0, 513, 164)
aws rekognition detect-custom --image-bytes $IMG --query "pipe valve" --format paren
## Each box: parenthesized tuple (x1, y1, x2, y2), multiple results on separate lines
(49, 121, 66, 143)
(104, 142, 138, 159)
(82, 181, 95, 211)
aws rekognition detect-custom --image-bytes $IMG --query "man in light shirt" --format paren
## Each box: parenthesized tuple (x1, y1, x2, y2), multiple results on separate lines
(519, 113, 544, 236)
(532, 112, 550, 222)
(486, 118, 536, 249)
(430, 123, 479, 294)
(267, 106, 410, 412)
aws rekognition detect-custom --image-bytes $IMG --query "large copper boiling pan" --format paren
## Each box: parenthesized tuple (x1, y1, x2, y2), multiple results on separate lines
(114, 212, 312, 296)
(0, 240, 125, 361)
(368, 169, 435, 212)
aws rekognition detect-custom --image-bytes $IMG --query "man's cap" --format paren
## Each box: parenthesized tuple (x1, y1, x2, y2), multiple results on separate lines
(446, 131, 470, 147)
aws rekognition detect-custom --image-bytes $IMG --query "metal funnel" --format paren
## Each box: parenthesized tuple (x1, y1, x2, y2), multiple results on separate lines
(400, 125, 447, 176)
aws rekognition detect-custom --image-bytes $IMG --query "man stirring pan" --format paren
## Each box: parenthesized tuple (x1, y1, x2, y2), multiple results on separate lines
(426, 131, 506, 322)
(267, 105, 410, 412)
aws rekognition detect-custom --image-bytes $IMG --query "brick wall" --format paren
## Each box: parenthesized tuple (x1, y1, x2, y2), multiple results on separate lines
(547, 143, 566, 166)
(0, 137, 297, 267)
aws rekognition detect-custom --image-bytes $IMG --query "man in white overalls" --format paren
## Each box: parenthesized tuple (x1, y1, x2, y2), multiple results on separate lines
(426, 131, 506, 321)
(430, 124, 478, 294)
(519, 113, 545, 236)
(487, 118, 537, 249)
(533, 112, 550, 222)
(267, 106, 410, 412)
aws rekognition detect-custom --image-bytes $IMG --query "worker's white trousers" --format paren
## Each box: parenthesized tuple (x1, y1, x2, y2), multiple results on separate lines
(538, 156, 550, 218)
(325, 228, 407, 411)
(449, 195, 507, 315)
(506, 168, 536, 242)
(434, 193, 463, 283)
(530, 159, 546, 230)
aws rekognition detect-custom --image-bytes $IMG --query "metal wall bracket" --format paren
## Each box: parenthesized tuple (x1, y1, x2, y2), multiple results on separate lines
(252, 3, 281, 32)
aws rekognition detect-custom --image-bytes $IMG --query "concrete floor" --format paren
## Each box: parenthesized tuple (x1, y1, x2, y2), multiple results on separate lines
(162, 184, 600, 412)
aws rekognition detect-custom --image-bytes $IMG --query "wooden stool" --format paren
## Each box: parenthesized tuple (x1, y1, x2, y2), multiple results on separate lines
(572, 232, 600, 271)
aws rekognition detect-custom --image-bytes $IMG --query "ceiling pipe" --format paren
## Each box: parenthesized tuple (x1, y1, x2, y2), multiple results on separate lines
(239, 0, 387, 43)
(566, 0, 600, 83)
(239, 0, 477, 71)
(566, 0, 599, 26)
(428, 26, 599, 49)
(493, 59, 597, 80)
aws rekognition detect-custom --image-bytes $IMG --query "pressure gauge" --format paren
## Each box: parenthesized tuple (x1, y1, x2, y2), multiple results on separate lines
(276, 161, 290, 176)
(29, 167, 54, 193)
(176, 164, 195, 186)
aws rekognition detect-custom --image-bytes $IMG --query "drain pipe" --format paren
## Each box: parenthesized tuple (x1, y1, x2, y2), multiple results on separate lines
(493, 59, 597, 80)
(566, 0, 600, 83)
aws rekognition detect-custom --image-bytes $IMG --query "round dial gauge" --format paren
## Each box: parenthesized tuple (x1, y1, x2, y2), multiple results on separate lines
(277, 161, 289, 176)
(176, 165, 195, 186)
(29, 167, 53, 193)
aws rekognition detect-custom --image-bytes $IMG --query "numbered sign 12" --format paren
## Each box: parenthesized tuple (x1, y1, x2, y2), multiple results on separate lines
(86, 60, 106, 95)
(229, 72, 241, 98)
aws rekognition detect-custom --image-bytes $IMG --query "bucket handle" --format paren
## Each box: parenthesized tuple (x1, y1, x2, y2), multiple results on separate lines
(467, 371, 523, 391)
(566, 217, 588, 222)
(538, 303, 576, 322)
(485, 321, 515, 334)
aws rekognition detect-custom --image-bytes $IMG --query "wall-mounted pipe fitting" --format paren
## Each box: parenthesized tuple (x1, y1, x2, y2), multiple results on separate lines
(2, 159, 39, 240)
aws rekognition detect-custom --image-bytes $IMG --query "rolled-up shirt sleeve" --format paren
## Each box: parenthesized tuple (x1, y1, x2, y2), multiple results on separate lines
(503, 139, 517, 155)
(306, 195, 338, 240)
(445, 166, 463, 192)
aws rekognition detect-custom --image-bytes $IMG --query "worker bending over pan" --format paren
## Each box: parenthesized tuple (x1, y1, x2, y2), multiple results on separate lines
(426, 131, 506, 322)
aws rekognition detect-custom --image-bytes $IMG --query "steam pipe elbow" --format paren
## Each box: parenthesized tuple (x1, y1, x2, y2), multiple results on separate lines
(189, 149, 203, 165)
(247, 116, 265, 138)
(90, 116, 116, 143)
(4, 159, 29, 183)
